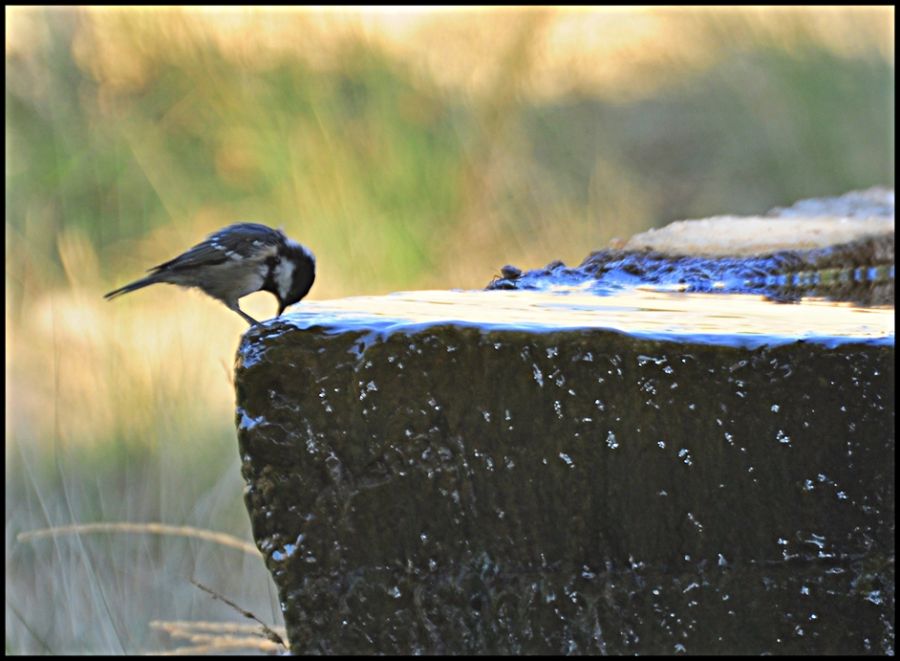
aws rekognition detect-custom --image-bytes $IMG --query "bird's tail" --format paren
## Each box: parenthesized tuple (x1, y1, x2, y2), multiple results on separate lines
(104, 275, 160, 300)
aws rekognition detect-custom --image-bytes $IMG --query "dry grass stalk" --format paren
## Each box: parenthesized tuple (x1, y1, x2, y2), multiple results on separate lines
(148, 620, 288, 655)
(16, 521, 261, 557)
(191, 581, 287, 650)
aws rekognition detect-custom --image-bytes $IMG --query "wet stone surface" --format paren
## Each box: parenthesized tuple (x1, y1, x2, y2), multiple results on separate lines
(488, 188, 894, 305)
(235, 320, 894, 654)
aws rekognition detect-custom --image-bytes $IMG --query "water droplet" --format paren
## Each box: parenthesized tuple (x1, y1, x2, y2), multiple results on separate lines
(805, 533, 826, 549)
(606, 431, 619, 450)
(771, 404, 780, 412)
(865, 590, 883, 605)
(238, 412, 265, 431)
(687, 512, 703, 531)
(559, 452, 575, 468)
(532, 364, 544, 387)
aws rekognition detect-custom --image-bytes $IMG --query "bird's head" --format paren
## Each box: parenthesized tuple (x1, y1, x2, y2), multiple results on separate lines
(271, 240, 316, 316)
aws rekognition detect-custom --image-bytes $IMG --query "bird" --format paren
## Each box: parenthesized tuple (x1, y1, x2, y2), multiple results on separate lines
(104, 222, 316, 325)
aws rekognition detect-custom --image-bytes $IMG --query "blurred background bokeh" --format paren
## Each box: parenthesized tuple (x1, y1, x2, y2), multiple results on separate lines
(5, 6, 894, 654)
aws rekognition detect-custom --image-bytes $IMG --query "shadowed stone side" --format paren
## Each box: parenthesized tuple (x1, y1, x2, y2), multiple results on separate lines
(235, 322, 894, 654)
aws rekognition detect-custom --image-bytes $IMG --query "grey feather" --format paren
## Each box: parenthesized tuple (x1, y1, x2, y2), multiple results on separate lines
(151, 223, 285, 273)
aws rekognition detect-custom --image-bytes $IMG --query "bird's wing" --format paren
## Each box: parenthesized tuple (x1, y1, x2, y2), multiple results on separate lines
(150, 223, 285, 273)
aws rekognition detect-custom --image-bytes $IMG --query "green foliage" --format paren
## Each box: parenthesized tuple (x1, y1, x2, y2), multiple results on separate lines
(6, 9, 891, 302)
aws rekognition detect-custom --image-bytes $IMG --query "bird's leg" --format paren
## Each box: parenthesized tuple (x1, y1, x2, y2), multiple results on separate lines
(228, 302, 260, 326)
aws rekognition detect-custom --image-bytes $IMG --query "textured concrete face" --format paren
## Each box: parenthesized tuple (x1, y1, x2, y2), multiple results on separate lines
(235, 309, 894, 654)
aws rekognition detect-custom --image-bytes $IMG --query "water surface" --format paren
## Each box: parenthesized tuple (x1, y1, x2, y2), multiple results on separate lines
(281, 287, 894, 348)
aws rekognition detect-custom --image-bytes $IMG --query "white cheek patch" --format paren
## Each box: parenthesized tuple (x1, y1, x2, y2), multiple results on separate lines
(275, 259, 296, 299)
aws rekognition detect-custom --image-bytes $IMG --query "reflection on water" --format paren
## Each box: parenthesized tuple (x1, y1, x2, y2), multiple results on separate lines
(280, 286, 894, 348)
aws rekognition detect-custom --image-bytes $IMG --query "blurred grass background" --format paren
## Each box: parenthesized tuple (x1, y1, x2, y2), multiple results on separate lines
(5, 6, 894, 654)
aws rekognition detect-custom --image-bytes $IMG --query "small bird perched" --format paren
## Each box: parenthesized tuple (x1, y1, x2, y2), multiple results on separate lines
(105, 223, 316, 325)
